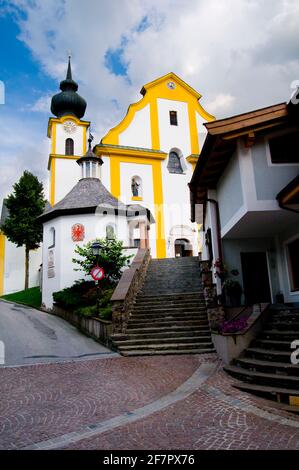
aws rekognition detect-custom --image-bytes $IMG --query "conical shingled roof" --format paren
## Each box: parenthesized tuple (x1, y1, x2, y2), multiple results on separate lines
(38, 178, 127, 223)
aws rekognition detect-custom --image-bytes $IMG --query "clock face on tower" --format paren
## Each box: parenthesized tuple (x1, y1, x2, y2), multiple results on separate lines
(167, 81, 176, 90)
(63, 120, 77, 134)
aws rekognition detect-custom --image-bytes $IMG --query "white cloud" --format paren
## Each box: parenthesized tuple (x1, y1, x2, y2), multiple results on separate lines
(31, 94, 52, 112)
(206, 94, 236, 115)
(2, 0, 299, 203)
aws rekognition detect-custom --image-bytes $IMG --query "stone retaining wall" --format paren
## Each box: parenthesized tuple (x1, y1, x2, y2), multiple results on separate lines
(51, 306, 113, 346)
(111, 248, 151, 334)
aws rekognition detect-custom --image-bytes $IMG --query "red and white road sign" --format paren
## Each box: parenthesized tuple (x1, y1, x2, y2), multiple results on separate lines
(90, 266, 105, 281)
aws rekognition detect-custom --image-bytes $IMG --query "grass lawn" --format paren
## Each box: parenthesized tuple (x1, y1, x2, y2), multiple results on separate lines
(1, 286, 41, 309)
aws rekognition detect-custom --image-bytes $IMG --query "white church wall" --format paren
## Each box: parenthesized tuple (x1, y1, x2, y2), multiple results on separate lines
(196, 111, 208, 151)
(119, 161, 157, 257)
(100, 155, 111, 191)
(54, 158, 81, 203)
(157, 98, 191, 156)
(161, 156, 197, 257)
(4, 240, 41, 294)
(42, 212, 130, 309)
(119, 104, 151, 149)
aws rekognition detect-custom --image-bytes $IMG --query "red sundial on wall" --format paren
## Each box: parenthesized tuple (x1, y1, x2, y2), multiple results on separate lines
(71, 223, 85, 242)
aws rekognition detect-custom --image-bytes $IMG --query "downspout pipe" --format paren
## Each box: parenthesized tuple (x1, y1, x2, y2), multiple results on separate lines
(206, 198, 223, 266)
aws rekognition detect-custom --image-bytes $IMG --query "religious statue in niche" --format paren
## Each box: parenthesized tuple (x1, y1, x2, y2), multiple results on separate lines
(131, 178, 140, 197)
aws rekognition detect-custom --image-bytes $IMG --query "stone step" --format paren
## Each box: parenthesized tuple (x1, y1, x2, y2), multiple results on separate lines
(118, 341, 214, 351)
(232, 381, 299, 399)
(113, 335, 211, 346)
(224, 364, 299, 388)
(128, 319, 210, 328)
(119, 330, 212, 341)
(120, 348, 215, 357)
(133, 300, 205, 308)
(132, 306, 206, 314)
(235, 357, 299, 376)
(130, 313, 208, 321)
(135, 292, 204, 301)
(261, 329, 299, 339)
(129, 316, 209, 324)
(245, 347, 292, 363)
(131, 309, 207, 319)
(126, 325, 211, 334)
(253, 339, 293, 351)
(266, 321, 299, 330)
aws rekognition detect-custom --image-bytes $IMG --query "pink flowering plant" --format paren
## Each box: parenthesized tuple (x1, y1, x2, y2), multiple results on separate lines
(219, 317, 248, 334)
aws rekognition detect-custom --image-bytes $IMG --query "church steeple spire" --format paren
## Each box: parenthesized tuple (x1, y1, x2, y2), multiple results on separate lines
(50, 56, 87, 119)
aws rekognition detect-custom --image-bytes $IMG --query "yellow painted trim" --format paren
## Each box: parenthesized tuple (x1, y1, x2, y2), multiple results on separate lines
(186, 154, 199, 172)
(101, 72, 215, 153)
(83, 127, 87, 154)
(95, 145, 167, 160)
(47, 115, 90, 138)
(51, 122, 56, 154)
(50, 157, 56, 206)
(150, 99, 160, 150)
(132, 196, 143, 201)
(49, 122, 57, 205)
(0, 232, 5, 296)
(109, 155, 166, 258)
(101, 95, 149, 145)
(47, 154, 82, 170)
(141, 72, 201, 100)
(188, 103, 200, 154)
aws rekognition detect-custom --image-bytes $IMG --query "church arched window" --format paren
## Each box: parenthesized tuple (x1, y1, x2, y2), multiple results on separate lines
(65, 138, 74, 156)
(131, 176, 142, 199)
(48, 227, 55, 248)
(167, 151, 183, 174)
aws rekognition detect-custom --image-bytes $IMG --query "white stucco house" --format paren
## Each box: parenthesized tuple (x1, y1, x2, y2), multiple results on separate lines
(190, 99, 299, 305)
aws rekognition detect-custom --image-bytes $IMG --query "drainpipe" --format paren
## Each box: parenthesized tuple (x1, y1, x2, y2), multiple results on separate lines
(206, 198, 223, 266)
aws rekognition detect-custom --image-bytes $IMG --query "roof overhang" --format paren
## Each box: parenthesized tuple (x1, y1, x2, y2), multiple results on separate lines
(277, 174, 299, 214)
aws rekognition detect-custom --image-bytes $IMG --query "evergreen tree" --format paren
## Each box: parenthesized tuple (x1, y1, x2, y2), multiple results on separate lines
(1, 171, 45, 289)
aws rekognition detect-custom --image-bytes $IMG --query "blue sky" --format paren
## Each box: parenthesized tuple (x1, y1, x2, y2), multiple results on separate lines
(0, 0, 299, 204)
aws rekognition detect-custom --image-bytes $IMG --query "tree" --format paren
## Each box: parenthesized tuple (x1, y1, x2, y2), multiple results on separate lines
(72, 237, 132, 284)
(1, 171, 45, 289)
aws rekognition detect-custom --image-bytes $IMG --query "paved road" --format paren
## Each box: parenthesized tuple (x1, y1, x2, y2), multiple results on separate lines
(1, 353, 299, 450)
(0, 300, 116, 366)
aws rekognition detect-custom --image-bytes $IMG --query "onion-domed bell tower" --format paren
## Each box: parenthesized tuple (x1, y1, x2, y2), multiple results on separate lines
(48, 56, 90, 205)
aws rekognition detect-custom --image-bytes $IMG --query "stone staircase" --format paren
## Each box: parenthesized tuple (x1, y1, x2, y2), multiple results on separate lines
(112, 257, 215, 356)
(224, 306, 299, 409)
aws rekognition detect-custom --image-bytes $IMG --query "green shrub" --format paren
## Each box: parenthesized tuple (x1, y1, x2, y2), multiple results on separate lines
(54, 280, 114, 320)
(74, 305, 97, 317)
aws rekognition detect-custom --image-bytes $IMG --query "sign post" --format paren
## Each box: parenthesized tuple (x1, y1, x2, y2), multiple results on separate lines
(90, 266, 105, 315)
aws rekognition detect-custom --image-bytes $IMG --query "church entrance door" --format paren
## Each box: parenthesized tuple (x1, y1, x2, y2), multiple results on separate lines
(174, 239, 193, 257)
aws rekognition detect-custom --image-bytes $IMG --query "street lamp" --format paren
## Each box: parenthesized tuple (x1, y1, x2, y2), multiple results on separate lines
(91, 241, 103, 316)
(91, 241, 102, 257)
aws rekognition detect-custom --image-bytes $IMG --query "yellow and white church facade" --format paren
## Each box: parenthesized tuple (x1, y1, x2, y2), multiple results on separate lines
(0, 59, 215, 296)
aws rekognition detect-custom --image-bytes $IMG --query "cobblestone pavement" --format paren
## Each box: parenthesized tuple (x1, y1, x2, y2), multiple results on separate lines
(1, 354, 299, 450)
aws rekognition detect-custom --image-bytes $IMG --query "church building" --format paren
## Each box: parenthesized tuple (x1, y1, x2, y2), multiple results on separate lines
(0, 58, 215, 300)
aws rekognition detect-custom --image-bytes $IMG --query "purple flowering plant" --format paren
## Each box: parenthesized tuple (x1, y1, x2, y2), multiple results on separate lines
(219, 317, 248, 334)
